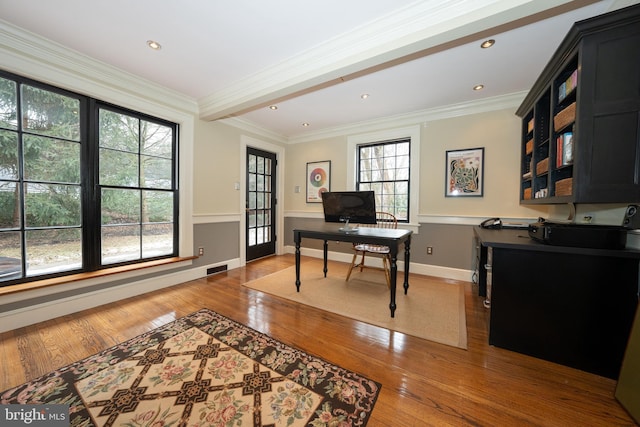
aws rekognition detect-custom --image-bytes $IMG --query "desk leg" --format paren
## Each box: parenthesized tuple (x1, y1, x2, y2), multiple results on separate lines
(295, 233, 301, 292)
(403, 235, 411, 295)
(389, 248, 398, 318)
(323, 240, 328, 277)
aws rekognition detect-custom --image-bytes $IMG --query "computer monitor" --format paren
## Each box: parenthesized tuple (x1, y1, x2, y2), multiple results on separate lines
(321, 191, 377, 231)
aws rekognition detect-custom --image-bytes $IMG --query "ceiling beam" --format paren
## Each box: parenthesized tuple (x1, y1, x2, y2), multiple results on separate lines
(198, 0, 585, 121)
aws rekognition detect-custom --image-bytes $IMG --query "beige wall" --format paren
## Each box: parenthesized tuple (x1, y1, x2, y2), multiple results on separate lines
(285, 136, 347, 212)
(421, 108, 547, 219)
(283, 107, 550, 220)
(193, 120, 243, 215)
(193, 120, 286, 216)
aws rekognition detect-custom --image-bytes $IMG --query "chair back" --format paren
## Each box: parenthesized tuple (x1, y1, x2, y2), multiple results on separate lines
(364, 211, 397, 229)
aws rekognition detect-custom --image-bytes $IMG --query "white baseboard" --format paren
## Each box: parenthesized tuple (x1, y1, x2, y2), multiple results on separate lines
(0, 250, 469, 333)
(0, 258, 240, 333)
(284, 246, 472, 282)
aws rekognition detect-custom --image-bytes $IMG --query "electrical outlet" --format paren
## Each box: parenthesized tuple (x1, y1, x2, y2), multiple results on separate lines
(427, 247, 433, 255)
(198, 247, 204, 256)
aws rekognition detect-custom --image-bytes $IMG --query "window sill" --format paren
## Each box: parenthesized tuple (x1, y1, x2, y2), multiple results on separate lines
(0, 256, 197, 297)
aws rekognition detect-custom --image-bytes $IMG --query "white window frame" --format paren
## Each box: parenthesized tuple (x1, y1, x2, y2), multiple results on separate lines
(347, 125, 420, 232)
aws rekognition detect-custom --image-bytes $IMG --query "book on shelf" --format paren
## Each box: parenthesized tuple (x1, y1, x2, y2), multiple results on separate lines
(527, 118, 534, 134)
(563, 132, 573, 165)
(556, 132, 573, 167)
(558, 69, 578, 103)
(558, 82, 566, 102)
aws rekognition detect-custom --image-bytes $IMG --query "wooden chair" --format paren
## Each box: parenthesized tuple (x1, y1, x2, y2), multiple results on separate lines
(345, 211, 397, 287)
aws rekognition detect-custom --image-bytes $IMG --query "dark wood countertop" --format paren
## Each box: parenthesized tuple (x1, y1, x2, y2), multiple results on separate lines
(473, 226, 640, 259)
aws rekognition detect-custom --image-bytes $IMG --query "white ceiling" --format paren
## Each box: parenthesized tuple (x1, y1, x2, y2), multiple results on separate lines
(0, 0, 636, 139)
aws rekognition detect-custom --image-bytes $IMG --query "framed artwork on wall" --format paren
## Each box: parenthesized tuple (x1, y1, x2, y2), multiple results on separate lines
(306, 160, 331, 203)
(445, 147, 484, 197)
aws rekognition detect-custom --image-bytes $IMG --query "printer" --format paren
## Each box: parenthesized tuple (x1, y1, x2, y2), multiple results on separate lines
(528, 219, 627, 250)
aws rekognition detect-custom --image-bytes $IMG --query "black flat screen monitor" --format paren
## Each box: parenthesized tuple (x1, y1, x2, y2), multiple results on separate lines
(321, 191, 376, 231)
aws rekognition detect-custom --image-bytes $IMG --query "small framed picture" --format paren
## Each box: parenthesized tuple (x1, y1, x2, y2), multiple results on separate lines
(306, 160, 331, 203)
(445, 147, 484, 197)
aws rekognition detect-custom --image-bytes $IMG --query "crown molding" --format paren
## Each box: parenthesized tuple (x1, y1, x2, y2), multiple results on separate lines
(198, 0, 574, 121)
(219, 117, 288, 144)
(0, 20, 198, 117)
(286, 91, 527, 144)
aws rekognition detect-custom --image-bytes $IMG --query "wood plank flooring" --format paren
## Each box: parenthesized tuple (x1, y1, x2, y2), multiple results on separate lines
(0, 255, 636, 426)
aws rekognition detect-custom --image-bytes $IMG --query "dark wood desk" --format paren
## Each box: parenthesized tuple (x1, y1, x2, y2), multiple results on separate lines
(293, 224, 412, 317)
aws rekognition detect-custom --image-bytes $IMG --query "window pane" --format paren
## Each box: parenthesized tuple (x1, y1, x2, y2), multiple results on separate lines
(26, 228, 82, 276)
(21, 85, 80, 141)
(397, 168, 409, 180)
(102, 224, 141, 264)
(23, 135, 80, 183)
(141, 121, 172, 158)
(0, 181, 19, 228)
(102, 188, 140, 225)
(0, 232, 22, 281)
(248, 154, 256, 173)
(24, 183, 81, 227)
(0, 77, 18, 130)
(100, 148, 139, 186)
(142, 223, 173, 258)
(99, 110, 139, 152)
(143, 190, 173, 223)
(0, 130, 19, 180)
(141, 155, 172, 189)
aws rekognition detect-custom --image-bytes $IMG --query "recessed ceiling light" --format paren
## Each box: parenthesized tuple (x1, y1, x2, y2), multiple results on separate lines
(268, 105, 278, 110)
(302, 122, 310, 127)
(480, 39, 495, 49)
(473, 84, 484, 91)
(361, 93, 370, 99)
(147, 40, 162, 50)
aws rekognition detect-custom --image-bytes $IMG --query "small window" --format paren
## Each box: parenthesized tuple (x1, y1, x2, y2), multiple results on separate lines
(356, 139, 410, 221)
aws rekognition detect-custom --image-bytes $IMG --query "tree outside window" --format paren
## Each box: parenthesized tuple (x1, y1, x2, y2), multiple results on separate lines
(356, 139, 410, 221)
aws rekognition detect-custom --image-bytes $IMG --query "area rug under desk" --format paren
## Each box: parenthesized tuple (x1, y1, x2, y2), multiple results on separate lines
(0, 309, 381, 426)
(243, 259, 468, 350)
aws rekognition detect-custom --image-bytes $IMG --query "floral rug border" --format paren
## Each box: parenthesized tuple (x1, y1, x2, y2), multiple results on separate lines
(0, 308, 381, 426)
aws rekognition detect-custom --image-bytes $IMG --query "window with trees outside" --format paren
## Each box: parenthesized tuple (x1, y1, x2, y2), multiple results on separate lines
(0, 71, 178, 286)
(356, 139, 410, 221)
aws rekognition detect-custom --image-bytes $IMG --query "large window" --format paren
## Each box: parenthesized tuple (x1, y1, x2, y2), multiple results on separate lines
(356, 139, 410, 221)
(0, 71, 178, 285)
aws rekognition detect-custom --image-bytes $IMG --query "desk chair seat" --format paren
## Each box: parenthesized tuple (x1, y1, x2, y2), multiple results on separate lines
(346, 212, 397, 288)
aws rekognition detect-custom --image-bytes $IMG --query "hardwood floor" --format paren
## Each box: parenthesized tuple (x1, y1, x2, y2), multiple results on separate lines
(0, 254, 636, 426)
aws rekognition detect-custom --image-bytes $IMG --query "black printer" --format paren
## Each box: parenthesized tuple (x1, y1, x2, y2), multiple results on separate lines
(528, 219, 628, 249)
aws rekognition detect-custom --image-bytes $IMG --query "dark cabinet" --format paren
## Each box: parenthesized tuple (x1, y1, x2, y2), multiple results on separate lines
(516, 4, 640, 204)
(475, 227, 640, 379)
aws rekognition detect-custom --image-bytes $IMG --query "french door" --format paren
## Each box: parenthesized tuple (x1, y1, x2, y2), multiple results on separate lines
(246, 147, 277, 261)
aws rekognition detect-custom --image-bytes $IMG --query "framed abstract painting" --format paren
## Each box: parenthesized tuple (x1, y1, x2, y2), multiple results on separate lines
(306, 160, 331, 203)
(445, 147, 484, 197)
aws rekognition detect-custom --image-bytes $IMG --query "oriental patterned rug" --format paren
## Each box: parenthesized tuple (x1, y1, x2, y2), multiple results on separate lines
(0, 309, 380, 426)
